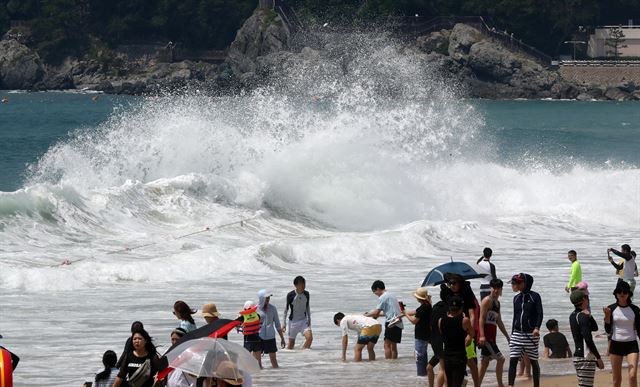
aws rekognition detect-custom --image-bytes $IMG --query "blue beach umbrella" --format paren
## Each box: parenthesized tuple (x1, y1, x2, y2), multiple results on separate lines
(421, 259, 486, 286)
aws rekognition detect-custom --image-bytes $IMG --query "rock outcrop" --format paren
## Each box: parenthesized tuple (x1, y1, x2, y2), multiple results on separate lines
(226, 8, 290, 77)
(416, 24, 579, 99)
(0, 39, 44, 89)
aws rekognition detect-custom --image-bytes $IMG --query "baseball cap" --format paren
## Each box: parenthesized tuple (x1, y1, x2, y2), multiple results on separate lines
(258, 289, 273, 298)
(510, 274, 525, 284)
(570, 289, 588, 306)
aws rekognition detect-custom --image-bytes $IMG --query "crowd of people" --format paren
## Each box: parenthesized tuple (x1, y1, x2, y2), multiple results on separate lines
(335, 246, 639, 387)
(3, 245, 639, 387)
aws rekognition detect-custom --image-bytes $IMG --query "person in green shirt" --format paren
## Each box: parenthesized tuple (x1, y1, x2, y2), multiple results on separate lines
(565, 250, 582, 293)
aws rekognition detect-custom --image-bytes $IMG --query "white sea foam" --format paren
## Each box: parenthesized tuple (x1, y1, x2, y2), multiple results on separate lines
(2, 32, 640, 387)
(1, 33, 639, 291)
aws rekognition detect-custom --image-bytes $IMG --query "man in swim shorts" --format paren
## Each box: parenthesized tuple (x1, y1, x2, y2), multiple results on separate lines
(283, 275, 313, 349)
(333, 312, 382, 361)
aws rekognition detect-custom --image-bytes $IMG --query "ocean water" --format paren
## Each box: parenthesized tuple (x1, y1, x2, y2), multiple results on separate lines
(1, 35, 640, 386)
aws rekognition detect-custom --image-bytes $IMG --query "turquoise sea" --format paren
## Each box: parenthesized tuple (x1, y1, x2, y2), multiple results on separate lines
(1, 40, 640, 385)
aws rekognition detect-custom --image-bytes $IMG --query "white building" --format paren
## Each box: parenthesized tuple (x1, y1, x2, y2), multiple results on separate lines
(588, 25, 640, 57)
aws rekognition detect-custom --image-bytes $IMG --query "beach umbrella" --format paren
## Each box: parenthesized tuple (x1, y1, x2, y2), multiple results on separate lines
(166, 338, 260, 380)
(157, 319, 240, 380)
(421, 260, 486, 286)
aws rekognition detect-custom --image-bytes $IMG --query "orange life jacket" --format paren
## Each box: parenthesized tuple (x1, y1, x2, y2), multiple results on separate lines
(238, 306, 261, 336)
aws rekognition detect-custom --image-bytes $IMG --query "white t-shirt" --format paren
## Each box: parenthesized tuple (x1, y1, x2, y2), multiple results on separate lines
(623, 257, 637, 280)
(612, 306, 638, 342)
(477, 259, 495, 285)
(340, 315, 381, 336)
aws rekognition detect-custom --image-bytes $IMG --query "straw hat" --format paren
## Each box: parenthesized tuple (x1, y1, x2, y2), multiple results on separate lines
(215, 360, 244, 385)
(413, 287, 430, 301)
(201, 303, 219, 318)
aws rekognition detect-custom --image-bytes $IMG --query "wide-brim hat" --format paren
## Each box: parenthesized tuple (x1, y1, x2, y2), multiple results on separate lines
(201, 303, 219, 318)
(413, 287, 430, 301)
(216, 361, 244, 385)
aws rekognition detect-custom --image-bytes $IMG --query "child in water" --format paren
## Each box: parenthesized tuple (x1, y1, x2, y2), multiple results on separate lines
(238, 300, 263, 368)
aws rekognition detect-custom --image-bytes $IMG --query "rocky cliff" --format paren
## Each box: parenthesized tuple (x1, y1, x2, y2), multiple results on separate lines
(0, 13, 635, 100)
(0, 39, 44, 89)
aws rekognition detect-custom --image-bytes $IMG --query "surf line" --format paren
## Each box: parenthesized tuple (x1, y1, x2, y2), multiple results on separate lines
(107, 212, 263, 255)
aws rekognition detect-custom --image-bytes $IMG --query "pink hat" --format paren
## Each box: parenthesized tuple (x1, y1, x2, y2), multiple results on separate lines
(576, 281, 589, 294)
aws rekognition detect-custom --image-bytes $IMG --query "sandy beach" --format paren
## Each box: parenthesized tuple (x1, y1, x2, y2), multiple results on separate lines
(541, 369, 626, 386)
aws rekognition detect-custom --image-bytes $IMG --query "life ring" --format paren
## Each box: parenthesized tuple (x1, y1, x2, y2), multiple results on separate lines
(0, 348, 13, 387)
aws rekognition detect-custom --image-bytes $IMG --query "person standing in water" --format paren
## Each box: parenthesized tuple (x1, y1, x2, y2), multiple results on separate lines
(439, 295, 475, 387)
(508, 273, 543, 387)
(565, 250, 582, 293)
(173, 300, 197, 332)
(569, 289, 604, 387)
(283, 275, 313, 349)
(604, 280, 640, 387)
(478, 279, 510, 387)
(609, 245, 637, 292)
(402, 287, 432, 378)
(477, 247, 498, 300)
(257, 289, 286, 368)
(333, 312, 381, 361)
(367, 280, 403, 359)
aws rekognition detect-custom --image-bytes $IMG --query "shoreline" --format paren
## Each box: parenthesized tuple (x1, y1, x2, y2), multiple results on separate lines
(541, 369, 622, 386)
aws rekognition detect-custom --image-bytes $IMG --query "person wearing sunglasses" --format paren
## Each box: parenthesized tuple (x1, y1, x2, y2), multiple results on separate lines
(604, 280, 640, 387)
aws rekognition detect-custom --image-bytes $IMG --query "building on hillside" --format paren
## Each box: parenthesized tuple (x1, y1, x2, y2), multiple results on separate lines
(588, 24, 640, 58)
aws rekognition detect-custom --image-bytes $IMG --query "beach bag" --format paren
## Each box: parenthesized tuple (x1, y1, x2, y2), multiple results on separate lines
(127, 358, 151, 387)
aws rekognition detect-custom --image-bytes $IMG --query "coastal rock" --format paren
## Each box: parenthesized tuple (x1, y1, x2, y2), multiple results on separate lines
(36, 72, 75, 90)
(576, 92, 593, 101)
(0, 39, 44, 89)
(604, 86, 631, 101)
(95, 80, 114, 93)
(416, 30, 450, 55)
(617, 80, 636, 93)
(227, 8, 290, 75)
(448, 23, 484, 61)
(467, 40, 518, 82)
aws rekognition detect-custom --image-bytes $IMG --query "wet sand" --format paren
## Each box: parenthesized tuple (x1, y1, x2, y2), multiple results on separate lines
(541, 368, 627, 386)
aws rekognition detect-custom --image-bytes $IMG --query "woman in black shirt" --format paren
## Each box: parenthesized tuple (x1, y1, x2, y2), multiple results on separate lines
(114, 328, 160, 387)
